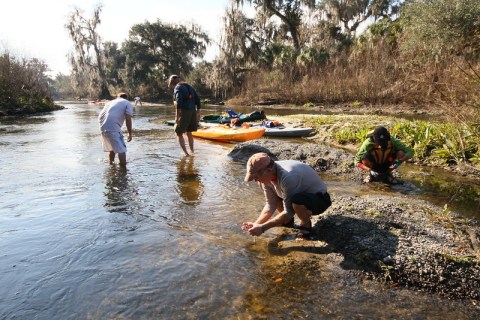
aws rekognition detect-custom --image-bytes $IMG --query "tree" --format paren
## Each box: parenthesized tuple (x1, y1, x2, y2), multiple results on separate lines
(209, 6, 258, 98)
(65, 4, 110, 99)
(318, 0, 401, 35)
(186, 61, 214, 98)
(399, 0, 480, 63)
(102, 41, 126, 90)
(219, 6, 262, 67)
(209, 3, 311, 98)
(123, 20, 209, 99)
(51, 73, 76, 100)
(398, 0, 480, 129)
(234, 0, 317, 52)
(0, 50, 56, 114)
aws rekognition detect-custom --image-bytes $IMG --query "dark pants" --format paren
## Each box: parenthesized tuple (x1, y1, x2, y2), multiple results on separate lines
(291, 192, 332, 215)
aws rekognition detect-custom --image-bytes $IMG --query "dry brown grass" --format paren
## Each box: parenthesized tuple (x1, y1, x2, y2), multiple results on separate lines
(235, 47, 480, 122)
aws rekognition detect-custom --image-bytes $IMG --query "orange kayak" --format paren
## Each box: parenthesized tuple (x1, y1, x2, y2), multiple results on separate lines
(192, 126, 265, 143)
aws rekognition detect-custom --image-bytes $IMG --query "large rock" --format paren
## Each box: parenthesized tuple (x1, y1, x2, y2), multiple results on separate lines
(228, 140, 355, 176)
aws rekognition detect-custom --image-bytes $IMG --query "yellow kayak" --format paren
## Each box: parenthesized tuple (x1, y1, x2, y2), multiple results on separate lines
(192, 126, 265, 143)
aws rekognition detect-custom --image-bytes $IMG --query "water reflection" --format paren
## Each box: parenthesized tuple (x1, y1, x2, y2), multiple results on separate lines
(103, 165, 138, 213)
(176, 156, 204, 205)
(404, 167, 480, 219)
(2, 103, 478, 319)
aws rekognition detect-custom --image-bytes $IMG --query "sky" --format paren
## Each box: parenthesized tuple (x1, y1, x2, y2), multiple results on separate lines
(0, 0, 234, 76)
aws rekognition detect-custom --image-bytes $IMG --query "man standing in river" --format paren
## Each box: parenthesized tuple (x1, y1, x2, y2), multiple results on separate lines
(98, 92, 133, 166)
(168, 75, 201, 157)
(242, 153, 331, 239)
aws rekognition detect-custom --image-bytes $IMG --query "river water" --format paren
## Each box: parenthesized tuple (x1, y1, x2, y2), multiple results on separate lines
(0, 102, 477, 319)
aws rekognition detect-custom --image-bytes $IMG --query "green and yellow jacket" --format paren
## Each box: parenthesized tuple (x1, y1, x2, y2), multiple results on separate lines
(354, 136, 414, 166)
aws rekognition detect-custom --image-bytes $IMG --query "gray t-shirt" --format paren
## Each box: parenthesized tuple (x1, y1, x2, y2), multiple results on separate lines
(262, 160, 328, 217)
(98, 98, 133, 132)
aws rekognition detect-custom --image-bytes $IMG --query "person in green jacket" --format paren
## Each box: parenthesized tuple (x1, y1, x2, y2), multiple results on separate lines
(354, 126, 413, 183)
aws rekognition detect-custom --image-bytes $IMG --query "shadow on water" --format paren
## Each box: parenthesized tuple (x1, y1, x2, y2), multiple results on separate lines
(267, 216, 398, 272)
(326, 164, 480, 221)
(103, 165, 138, 214)
(175, 156, 204, 205)
(399, 166, 480, 220)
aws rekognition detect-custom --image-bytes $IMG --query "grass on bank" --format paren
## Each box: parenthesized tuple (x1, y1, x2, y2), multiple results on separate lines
(285, 114, 480, 169)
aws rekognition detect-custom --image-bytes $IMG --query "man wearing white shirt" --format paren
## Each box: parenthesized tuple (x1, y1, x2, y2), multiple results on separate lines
(98, 92, 133, 165)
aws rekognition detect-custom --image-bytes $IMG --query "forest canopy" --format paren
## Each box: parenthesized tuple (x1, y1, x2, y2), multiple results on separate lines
(1, 0, 478, 121)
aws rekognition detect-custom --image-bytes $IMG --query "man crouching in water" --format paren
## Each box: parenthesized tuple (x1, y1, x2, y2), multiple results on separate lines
(355, 126, 413, 184)
(242, 153, 331, 239)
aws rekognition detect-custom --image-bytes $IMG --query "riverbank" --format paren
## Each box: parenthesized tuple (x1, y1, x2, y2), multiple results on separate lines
(262, 110, 480, 180)
(242, 101, 446, 118)
(229, 141, 479, 303)
(0, 102, 64, 117)
(9, 100, 480, 180)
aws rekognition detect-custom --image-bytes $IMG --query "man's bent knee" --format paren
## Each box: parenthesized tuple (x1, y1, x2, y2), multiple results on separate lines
(292, 203, 312, 219)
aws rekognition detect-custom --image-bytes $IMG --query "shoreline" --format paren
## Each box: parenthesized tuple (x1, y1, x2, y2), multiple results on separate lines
(266, 112, 480, 181)
(229, 140, 479, 302)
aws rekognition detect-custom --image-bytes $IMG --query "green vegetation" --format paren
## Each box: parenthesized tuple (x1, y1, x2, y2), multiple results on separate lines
(300, 113, 480, 168)
(378, 261, 395, 281)
(441, 253, 477, 264)
(0, 52, 61, 116)
(392, 120, 480, 166)
(332, 124, 373, 145)
(362, 208, 382, 218)
(344, 205, 355, 212)
(352, 101, 363, 107)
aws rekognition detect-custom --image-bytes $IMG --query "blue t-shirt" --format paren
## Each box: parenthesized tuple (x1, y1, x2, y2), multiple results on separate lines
(173, 83, 201, 110)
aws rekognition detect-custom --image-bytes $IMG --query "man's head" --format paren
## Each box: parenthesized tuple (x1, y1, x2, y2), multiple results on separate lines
(244, 152, 274, 182)
(118, 92, 128, 99)
(168, 75, 181, 88)
(373, 126, 391, 148)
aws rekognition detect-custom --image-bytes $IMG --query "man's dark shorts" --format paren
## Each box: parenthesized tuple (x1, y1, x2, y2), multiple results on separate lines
(291, 191, 332, 215)
(174, 108, 198, 134)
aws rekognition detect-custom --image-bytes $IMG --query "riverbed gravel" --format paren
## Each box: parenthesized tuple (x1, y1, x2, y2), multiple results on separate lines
(229, 140, 480, 301)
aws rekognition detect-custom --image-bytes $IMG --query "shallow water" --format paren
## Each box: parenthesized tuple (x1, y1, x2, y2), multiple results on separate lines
(0, 103, 477, 319)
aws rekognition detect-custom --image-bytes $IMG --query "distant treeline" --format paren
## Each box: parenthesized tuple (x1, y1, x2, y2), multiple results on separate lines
(52, 1, 478, 117)
(216, 0, 480, 119)
(1, 0, 478, 123)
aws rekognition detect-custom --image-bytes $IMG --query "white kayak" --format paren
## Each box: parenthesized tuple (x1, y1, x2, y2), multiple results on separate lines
(263, 126, 315, 137)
